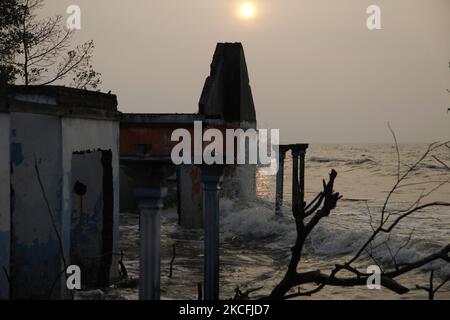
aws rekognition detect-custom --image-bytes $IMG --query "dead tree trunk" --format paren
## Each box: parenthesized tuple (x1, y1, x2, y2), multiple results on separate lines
(267, 140, 450, 300)
(269, 170, 340, 299)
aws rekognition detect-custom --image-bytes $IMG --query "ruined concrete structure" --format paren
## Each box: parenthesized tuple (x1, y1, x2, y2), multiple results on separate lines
(275, 144, 309, 216)
(120, 43, 257, 228)
(0, 42, 257, 299)
(0, 85, 121, 299)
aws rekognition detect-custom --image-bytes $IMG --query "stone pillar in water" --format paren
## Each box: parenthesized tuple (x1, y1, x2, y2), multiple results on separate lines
(135, 187, 167, 300)
(200, 165, 224, 300)
(275, 147, 287, 216)
(290, 144, 309, 215)
(292, 148, 300, 213)
(299, 148, 306, 209)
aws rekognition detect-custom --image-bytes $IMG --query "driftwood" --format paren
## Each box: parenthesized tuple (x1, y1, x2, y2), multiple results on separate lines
(169, 244, 176, 278)
(233, 286, 264, 300)
(267, 138, 450, 300)
(118, 250, 128, 280)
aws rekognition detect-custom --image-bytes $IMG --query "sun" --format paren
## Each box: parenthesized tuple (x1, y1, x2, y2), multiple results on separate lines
(239, 3, 256, 20)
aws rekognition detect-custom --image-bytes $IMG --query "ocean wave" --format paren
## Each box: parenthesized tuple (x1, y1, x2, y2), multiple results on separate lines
(220, 198, 295, 242)
(308, 156, 377, 166)
(219, 198, 449, 274)
(418, 163, 450, 171)
(307, 225, 449, 274)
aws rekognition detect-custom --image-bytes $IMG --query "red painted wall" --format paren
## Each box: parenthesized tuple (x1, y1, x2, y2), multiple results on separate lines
(120, 124, 241, 158)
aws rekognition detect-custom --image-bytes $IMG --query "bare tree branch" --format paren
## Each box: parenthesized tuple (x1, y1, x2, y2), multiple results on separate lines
(264, 136, 450, 300)
(6, 0, 101, 89)
(416, 271, 450, 300)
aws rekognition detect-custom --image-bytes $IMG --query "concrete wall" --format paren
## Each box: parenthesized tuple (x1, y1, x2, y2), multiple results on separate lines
(70, 151, 109, 288)
(61, 118, 120, 284)
(120, 125, 187, 157)
(119, 169, 138, 213)
(223, 120, 257, 201)
(7, 115, 119, 299)
(199, 43, 256, 123)
(3, 85, 120, 299)
(10, 112, 63, 299)
(179, 165, 203, 228)
(120, 121, 257, 226)
(0, 113, 10, 299)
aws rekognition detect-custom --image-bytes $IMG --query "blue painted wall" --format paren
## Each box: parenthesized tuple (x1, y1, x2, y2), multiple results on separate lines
(70, 151, 106, 288)
(10, 112, 65, 299)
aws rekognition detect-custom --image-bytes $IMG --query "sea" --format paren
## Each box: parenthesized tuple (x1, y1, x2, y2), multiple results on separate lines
(110, 144, 450, 300)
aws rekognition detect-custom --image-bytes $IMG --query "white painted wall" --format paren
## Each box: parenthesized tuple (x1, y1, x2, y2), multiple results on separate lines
(0, 113, 10, 299)
(61, 118, 120, 280)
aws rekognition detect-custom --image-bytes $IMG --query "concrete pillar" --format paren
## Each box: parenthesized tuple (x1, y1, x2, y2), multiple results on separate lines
(292, 148, 300, 214)
(176, 166, 181, 225)
(299, 149, 306, 209)
(201, 166, 224, 300)
(275, 149, 286, 216)
(135, 188, 167, 300)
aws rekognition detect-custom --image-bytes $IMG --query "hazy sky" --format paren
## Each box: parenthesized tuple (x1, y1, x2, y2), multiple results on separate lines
(40, 0, 450, 143)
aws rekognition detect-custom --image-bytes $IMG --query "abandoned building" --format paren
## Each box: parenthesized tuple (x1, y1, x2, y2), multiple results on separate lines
(0, 42, 257, 299)
(120, 43, 257, 228)
(0, 85, 121, 299)
(120, 42, 258, 300)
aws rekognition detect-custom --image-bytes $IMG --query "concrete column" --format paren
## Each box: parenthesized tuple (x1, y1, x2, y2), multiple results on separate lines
(176, 166, 181, 225)
(299, 149, 306, 209)
(275, 149, 286, 216)
(292, 148, 300, 213)
(135, 188, 167, 300)
(201, 166, 223, 300)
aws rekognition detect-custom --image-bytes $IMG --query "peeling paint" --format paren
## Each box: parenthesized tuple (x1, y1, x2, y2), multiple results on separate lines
(3, 86, 120, 300)
(10, 143, 24, 166)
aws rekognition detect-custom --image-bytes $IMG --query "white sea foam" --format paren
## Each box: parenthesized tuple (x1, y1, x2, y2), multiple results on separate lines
(308, 156, 376, 166)
(219, 198, 449, 275)
(220, 198, 295, 242)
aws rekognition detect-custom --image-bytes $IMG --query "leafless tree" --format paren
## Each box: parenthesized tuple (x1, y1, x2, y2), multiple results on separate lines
(0, 0, 19, 81)
(265, 132, 450, 300)
(5, 0, 101, 89)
